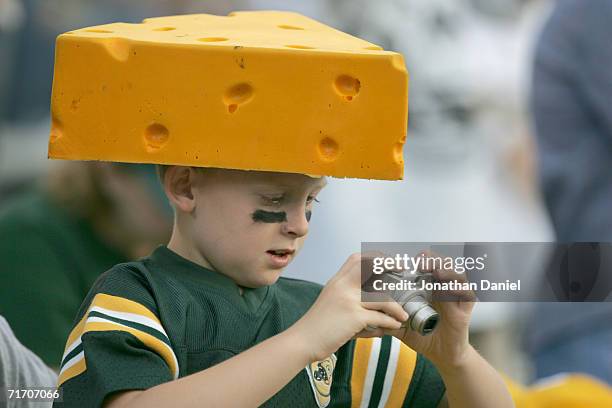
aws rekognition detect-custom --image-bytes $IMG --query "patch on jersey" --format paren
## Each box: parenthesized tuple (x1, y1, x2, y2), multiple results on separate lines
(305, 353, 337, 408)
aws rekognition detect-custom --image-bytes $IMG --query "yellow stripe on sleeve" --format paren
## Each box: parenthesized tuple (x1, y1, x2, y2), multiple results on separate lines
(351, 338, 374, 408)
(83, 321, 178, 378)
(58, 293, 177, 386)
(65, 312, 87, 351)
(57, 358, 86, 387)
(91, 293, 161, 323)
(384, 342, 417, 407)
(63, 293, 160, 351)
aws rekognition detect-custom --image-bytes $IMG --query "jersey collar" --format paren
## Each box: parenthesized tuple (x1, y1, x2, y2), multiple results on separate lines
(148, 245, 272, 314)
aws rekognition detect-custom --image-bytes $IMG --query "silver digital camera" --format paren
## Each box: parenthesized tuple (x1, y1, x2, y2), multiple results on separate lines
(384, 271, 439, 336)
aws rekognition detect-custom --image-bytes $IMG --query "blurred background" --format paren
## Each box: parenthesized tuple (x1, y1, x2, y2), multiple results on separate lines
(1, 0, 610, 398)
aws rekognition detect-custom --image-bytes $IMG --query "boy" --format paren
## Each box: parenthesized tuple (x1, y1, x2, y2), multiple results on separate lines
(54, 166, 512, 407)
(49, 11, 512, 407)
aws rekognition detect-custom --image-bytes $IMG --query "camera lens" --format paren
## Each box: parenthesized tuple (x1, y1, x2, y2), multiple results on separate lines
(422, 314, 439, 334)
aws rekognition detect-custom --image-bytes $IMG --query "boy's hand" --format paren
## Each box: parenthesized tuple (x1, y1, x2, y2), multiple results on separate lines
(385, 251, 477, 371)
(291, 253, 409, 362)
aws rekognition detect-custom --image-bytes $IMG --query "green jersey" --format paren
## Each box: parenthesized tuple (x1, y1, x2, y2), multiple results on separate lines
(55, 246, 444, 407)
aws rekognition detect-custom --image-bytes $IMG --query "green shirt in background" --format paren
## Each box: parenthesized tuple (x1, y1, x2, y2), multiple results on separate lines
(0, 187, 125, 366)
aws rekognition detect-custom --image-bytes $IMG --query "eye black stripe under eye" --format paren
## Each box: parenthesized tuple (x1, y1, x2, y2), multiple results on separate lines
(252, 210, 287, 223)
(251, 210, 312, 224)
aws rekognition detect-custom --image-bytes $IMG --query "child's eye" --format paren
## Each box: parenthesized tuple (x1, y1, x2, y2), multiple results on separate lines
(306, 196, 320, 204)
(262, 195, 284, 206)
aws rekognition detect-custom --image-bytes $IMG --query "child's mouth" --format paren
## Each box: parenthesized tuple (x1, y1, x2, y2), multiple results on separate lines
(266, 249, 295, 268)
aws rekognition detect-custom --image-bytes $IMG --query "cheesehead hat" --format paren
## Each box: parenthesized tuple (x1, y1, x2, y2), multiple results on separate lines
(48, 11, 408, 180)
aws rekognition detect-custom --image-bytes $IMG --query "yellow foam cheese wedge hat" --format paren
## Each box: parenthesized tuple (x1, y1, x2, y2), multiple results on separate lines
(47, 11, 409, 180)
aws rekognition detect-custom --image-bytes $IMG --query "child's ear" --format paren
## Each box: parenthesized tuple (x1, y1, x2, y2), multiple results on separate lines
(164, 166, 196, 213)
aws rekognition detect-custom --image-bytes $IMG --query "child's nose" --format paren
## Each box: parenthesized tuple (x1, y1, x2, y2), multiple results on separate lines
(281, 207, 309, 238)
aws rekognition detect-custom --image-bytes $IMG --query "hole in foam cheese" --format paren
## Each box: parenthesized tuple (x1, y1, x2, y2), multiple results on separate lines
(318, 137, 340, 162)
(223, 83, 254, 113)
(48, 11, 408, 180)
(144, 123, 170, 152)
(334, 75, 361, 97)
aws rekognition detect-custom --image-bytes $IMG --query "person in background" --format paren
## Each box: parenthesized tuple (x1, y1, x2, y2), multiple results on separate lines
(1, 315, 57, 408)
(527, 0, 612, 384)
(0, 162, 172, 367)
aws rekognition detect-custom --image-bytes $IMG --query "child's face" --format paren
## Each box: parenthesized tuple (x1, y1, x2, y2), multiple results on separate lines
(189, 168, 326, 288)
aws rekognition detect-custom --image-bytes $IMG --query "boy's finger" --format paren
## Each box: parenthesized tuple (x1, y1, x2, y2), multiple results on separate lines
(362, 300, 409, 323)
(364, 310, 404, 331)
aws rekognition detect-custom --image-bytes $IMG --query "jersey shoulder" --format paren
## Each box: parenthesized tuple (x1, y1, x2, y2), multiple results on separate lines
(69, 259, 162, 338)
